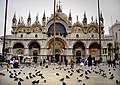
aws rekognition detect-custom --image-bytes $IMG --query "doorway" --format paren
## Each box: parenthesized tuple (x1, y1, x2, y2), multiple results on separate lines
(55, 54, 60, 63)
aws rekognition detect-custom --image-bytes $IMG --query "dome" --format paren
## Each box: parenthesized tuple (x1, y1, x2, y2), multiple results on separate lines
(72, 21, 83, 33)
(73, 21, 82, 27)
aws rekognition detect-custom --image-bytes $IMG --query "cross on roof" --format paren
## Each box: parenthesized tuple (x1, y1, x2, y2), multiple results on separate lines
(58, 1, 61, 6)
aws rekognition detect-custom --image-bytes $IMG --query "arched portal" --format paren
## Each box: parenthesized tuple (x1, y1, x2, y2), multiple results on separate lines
(73, 42, 85, 63)
(89, 43, 100, 57)
(28, 42, 40, 56)
(47, 38, 66, 63)
(13, 43, 24, 55)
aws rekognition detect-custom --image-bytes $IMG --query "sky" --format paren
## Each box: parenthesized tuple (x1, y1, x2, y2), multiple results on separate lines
(0, 0, 120, 36)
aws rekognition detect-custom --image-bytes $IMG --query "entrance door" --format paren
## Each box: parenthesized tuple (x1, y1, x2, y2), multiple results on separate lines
(55, 54, 60, 63)
(76, 50, 81, 63)
(33, 50, 38, 56)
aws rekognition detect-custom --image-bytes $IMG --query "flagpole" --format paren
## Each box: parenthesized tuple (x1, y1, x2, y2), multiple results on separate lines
(97, 0, 102, 61)
(53, 0, 56, 62)
(2, 0, 8, 61)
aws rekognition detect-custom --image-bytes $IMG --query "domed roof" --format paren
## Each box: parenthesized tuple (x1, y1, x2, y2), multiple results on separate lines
(73, 21, 82, 28)
(72, 21, 83, 33)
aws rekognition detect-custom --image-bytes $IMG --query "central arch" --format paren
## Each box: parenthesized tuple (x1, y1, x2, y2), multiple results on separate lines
(47, 38, 67, 63)
(73, 41, 86, 63)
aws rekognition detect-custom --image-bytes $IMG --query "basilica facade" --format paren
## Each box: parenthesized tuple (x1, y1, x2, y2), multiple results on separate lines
(5, 4, 114, 62)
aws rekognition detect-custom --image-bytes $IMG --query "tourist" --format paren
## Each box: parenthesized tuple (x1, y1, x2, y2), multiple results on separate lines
(65, 59, 68, 67)
(70, 58, 75, 69)
(87, 55, 92, 70)
(80, 58, 84, 66)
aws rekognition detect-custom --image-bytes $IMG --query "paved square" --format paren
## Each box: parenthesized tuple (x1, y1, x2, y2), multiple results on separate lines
(0, 63, 120, 85)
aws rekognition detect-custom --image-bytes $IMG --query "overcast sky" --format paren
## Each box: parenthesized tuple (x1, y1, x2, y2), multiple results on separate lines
(0, 0, 120, 36)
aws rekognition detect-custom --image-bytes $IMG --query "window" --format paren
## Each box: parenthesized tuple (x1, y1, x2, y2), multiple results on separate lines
(21, 34, 23, 38)
(76, 34, 79, 38)
(91, 34, 94, 38)
(35, 34, 38, 38)
(116, 32, 117, 39)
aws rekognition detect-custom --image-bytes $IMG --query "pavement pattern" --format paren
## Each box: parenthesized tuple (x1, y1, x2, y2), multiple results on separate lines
(0, 63, 120, 85)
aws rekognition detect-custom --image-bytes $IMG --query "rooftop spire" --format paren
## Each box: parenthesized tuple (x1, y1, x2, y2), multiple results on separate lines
(18, 16, 21, 24)
(68, 10, 72, 20)
(27, 11, 31, 27)
(43, 10, 46, 20)
(42, 10, 46, 26)
(91, 16, 93, 22)
(13, 12, 16, 20)
(82, 11, 87, 25)
(28, 11, 31, 19)
(84, 11, 86, 18)
(76, 15, 78, 22)
(100, 11, 103, 19)
(96, 17, 98, 25)
(57, 1, 62, 12)
(12, 12, 17, 27)
(35, 13, 39, 23)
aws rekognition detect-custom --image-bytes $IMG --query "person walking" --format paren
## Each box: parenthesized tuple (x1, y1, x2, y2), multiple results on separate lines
(87, 55, 92, 70)
(65, 59, 68, 67)
(70, 59, 75, 69)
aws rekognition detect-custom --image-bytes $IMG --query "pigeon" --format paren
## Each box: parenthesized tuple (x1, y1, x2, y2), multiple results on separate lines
(60, 78, 64, 82)
(85, 76, 90, 79)
(29, 73, 32, 75)
(29, 75, 33, 79)
(44, 80, 46, 83)
(79, 74, 83, 77)
(56, 73, 59, 76)
(13, 70, 16, 72)
(0, 73, 5, 76)
(38, 74, 43, 76)
(71, 69, 74, 72)
(7, 69, 9, 71)
(76, 70, 80, 73)
(83, 83, 86, 85)
(9, 74, 13, 78)
(68, 71, 71, 73)
(109, 72, 111, 74)
(116, 80, 120, 85)
(62, 82, 66, 85)
(109, 76, 114, 79)
(32, 80, 36, 84)
(113, 68, 116, 71)
(41, 75, 45, 79)
(70, 73, 73, 76)
(87, 70, 91, 73)
(18, 81, 21, 85)
(18, 72, 21, 75)
(85, 71, 88, 75)
(36, 80, 39, 84)
(26, 76, 29, 79)
(78, 79, 82, 82)
(110, 74, 114, 77)
(66, 75, 70, 79)
(32, 74, 36, 77)
(14, 77, 19, 81)
(19, 78, 24, 81)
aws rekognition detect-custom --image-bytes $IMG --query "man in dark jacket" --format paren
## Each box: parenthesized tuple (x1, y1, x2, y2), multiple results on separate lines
(87, 55, 92, 69)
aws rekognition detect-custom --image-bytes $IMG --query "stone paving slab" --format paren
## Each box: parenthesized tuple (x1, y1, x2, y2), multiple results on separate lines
(0, 63, 120, 85)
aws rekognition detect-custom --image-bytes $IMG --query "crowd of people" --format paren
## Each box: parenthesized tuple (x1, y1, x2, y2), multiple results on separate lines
(3, 54, 119, 69)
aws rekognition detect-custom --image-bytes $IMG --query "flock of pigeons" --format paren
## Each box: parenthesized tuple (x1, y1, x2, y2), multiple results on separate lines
(0, 63, 120, 85)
